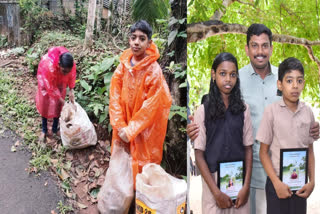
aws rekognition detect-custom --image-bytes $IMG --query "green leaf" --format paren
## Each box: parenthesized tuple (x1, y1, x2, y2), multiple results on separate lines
(179, 82, 187, 88)
(100, 57, 115, 71)
(104, 72, 113, 86)
(168, 17, 178, 27)
(176, 111, 187, 120)
(178, 18, 186, 24)
(168, 29, 178, 46)
(80, 80, 91, 92)
(90, 188, 100, 199)
(177, 31, 187, 38)
(108, 123, 112, 134)
(99, 112, 108, 123)
(97, 86, 107, 95)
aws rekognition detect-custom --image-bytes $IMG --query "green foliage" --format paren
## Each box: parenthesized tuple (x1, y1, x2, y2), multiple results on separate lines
(131, 0, 170, 27)
(0, 70, 55, 171)
(0, 35, 8, 47)
(76, 55, 119, 130)
(57, 200, 74, 214)
(19, 0, 58, 42)
(188, 0, 320, 111)
(167, 17, 187, 46)
(169, 105, 187, 121)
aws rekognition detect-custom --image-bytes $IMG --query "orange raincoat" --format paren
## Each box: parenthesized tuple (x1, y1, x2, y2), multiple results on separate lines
(109, 42, 172, 184)
(36, 46, 76, 118)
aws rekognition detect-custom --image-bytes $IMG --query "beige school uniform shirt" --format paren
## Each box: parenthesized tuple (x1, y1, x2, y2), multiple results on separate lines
(194, 104, 254, 214)
(256, 98, 315, 176)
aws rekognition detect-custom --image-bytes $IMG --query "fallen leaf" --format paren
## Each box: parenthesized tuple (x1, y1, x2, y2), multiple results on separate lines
(89, 154, 94, 161)
(66, 151, 73, 160)
(14, 140, 20, 147)
(94, 169, 101, 178)
(77, 202, 88, 209)
(58, 168, 70, 180)
(11, 145, 16, 152)
(50, 159, 58, 166)
(66, 191, 73, 198)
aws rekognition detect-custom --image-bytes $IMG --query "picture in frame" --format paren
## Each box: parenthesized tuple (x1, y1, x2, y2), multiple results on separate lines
(217, 160, 244, 202)
(280, 148, 308, 192)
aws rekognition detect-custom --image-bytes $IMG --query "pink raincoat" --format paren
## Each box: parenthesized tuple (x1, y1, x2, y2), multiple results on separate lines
(36, 47, 76, 119)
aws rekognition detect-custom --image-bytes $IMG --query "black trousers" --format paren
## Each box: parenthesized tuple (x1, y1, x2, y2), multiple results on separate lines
(266, 177, 306, 214)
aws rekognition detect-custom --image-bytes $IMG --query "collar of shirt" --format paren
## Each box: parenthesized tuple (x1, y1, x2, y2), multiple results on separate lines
(248, 62, 276, 77)
(278, 97, 305, 114)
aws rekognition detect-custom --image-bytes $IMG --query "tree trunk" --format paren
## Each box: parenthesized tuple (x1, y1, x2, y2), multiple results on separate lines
(84, 0, 97, 49)
(96, 0, 102, 37)
(161, 0, 187, 176)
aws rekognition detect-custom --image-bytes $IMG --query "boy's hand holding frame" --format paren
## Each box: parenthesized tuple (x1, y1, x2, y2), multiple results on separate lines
(296, 181, 314, 198)
(296, 144, 315, 199)
(273, 179, 293, 199)
(260, 143, 293, 199)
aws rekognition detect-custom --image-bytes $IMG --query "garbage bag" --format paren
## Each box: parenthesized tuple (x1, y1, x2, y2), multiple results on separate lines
(135, 163, 187, 214)
(98, 143, 134, 214)
(109, 42, 172, 185)
(60, 102, 97, 149)
(36, 46, 76, 119)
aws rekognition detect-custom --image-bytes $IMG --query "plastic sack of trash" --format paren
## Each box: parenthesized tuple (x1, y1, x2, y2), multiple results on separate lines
(60, 102, 97, 149)
(135, 163, 187, 214)
(97, 143, 134, 214)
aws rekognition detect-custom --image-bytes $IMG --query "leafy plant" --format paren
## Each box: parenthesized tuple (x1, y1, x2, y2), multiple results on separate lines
(57, 200, 73, 214)
(131, 0, 170, 27)
(0, 35, 8, 47)
(19, 0, 59, 43)
(169, 105, 187, 121)
(76, 55, 119, 130)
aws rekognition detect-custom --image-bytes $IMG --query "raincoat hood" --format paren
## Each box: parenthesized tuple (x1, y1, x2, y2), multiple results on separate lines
(120, 42, 160, 71)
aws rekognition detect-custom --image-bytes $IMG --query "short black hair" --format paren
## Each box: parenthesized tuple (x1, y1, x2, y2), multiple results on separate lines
(130, 20, 152, 40)
(59, 52, 74, 69)
(277, 57, 304, 96)
(247, 23, 272, 46)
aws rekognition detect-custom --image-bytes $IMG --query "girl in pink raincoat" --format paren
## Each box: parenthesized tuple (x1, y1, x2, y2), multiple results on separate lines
(36, 46, 76, 142)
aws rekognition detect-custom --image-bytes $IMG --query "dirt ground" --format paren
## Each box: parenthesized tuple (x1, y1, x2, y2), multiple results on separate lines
(1, 52, 111, 213)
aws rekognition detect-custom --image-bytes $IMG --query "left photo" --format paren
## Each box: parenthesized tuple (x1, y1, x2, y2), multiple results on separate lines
(0, 0, 187, 213)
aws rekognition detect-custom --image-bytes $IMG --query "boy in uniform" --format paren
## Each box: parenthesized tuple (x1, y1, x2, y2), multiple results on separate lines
(257, 57, 315, 214)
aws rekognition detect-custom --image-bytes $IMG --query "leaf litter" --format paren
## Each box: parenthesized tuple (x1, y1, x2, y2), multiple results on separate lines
(0, 54, 111, 213)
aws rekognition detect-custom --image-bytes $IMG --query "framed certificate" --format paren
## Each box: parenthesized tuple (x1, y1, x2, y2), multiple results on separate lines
(280, 148, 308, 192)
(217, 160, 244, 201)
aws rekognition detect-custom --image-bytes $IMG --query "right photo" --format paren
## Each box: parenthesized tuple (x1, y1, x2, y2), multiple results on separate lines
(186, 1, 320, 214)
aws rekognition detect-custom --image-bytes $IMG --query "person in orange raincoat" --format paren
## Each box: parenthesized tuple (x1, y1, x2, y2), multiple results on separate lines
(109, 20, 172, 184)
(36, 46, 76, 143)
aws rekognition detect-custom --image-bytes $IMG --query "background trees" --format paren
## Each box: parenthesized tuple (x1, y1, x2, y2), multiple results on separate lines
(187, 0, 320, 111)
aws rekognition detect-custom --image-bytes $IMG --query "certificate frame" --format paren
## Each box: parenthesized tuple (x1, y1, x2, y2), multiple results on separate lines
(279, 148, 308, 192)
(217, 160, 245, 202)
